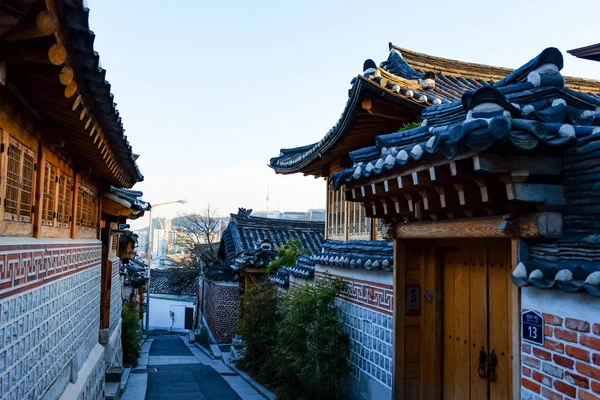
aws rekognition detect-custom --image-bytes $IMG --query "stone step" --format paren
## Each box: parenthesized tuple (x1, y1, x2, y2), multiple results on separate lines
(104, 381, 121, 400)
(105, 366, 123, 382)
(120, 367, 132, 394)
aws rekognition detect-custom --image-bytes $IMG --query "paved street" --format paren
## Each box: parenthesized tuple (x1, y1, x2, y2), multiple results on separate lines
(122, 336, 264, 400)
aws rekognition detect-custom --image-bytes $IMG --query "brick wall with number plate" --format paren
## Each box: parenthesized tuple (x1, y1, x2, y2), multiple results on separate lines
(521, 287, 600, 400)
(0, 240, 103, 400)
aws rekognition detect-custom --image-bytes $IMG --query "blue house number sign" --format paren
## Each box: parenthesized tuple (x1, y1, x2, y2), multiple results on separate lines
(522, 310, 544, 345)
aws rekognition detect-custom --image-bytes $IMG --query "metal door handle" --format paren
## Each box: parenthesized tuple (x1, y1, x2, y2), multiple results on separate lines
(477, 347, 487, 379)
(488, 350, 498, 381)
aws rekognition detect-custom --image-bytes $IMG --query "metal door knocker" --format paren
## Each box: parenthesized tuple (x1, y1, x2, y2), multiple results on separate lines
(477, 347, 487, 379)
(488, 350, 498, 381)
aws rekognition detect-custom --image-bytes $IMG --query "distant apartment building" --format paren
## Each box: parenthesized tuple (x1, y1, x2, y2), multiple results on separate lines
(308, 208, 326, 221)
(281, 211, 309, 220)
(151, 217, 182, 258)
(250, 210, 282, 219)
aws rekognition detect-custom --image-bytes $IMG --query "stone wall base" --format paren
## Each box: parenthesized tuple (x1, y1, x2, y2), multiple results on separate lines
(58, 343, 105, 400)
(104, 319, 123, 369)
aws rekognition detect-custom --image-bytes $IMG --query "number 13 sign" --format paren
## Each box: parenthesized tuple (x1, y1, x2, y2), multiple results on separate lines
(522, 310, 544, 346)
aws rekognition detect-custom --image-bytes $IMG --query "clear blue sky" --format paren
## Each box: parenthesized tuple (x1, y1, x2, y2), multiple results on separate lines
(88, 0, 599, 227)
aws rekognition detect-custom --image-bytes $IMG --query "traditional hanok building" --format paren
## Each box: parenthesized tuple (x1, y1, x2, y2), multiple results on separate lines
(0, 1, 147, 399)
(270, 44, 600, 400)
(198, 208, 324, 342)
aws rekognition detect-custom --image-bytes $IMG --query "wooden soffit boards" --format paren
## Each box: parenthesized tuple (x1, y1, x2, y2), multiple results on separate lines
(102, 195, 131, 217)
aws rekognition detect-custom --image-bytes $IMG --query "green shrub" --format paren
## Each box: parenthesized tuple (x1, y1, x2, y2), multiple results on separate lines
(274, 278, 349, 400)
(266, 239, 310, 274)
(397, 121, 421, 132)
(237, 281, 280, 382)
(122, 301, 142, 367)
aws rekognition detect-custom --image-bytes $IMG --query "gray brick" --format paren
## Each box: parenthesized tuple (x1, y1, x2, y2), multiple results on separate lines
(542, 361, 564, 378)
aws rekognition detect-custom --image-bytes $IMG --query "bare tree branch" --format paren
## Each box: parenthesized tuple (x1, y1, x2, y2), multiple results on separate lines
(172, 204, 221, 268)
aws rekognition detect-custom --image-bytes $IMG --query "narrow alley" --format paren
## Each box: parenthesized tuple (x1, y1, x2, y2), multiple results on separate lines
(122, 337, 266, 400)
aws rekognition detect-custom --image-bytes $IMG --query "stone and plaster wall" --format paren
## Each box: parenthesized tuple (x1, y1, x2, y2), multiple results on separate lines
(100, 257, 123, 371)
(521, 287, 600, 400)
(315, 265, 393, 400)
(204, 281, 239, 342)
(0, 239, 103, 400)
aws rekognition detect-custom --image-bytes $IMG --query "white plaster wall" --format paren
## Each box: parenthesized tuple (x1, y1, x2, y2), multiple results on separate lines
(315, 264, 393, 286)
(147, 296, 194, 332)
(522, 287, 600, 319)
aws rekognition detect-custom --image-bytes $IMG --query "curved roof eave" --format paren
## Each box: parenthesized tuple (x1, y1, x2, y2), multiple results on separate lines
(269, 76, 425, 175)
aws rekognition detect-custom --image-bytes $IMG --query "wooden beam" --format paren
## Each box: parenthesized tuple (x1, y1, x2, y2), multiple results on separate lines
(505, 183, 565, 205)
(473, 154, 562, 176)
(3, 10, 58, 42)
(64, 81, 77, 98)
(59, 66, 74, 85)
(393, 212, 562, 239)
(48, 44, 67, 66)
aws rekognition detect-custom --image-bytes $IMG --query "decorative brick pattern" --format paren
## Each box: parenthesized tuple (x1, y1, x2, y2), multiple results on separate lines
(204, 282, 239, 342)
(522, 309, 600, 400)
(316, 271, 393, 316)
(0, 243, 102, 298)
(338, 299, 393, 390)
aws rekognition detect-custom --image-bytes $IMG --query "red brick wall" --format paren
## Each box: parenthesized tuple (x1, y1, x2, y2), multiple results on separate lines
(204, 281, 239, 342)
(521, 309, 600, 399)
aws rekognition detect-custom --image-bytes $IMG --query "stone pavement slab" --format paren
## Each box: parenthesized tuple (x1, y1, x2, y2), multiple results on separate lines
(148, 355, 200, 365)
(149, 335, 192, 356)
(222, 376, 266, 400)
(146, 364, 242, 400)
(121, 372, 148, 400)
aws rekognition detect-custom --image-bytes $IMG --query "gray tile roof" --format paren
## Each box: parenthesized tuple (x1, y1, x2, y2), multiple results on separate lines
(149, 269, 197, 296)
(312, 240, 393, 272)
(270, 44, 600, 176)
(330, 48, 600, 190)
(218, 208, 324, 262)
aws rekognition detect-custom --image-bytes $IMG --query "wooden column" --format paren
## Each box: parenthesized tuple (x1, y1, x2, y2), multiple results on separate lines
(325, 178, 330, 239)
(70, 172, 79, 238)
(33, 143, 46, 238)
(100, 220, 112, 329)
(510, 239, 526, 400)
(393, 240, 406, 399)
(421, 244, 442, 399)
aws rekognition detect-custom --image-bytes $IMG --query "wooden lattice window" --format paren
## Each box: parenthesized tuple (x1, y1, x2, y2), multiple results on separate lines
(4, 137, 35, 222)
(56, 172, 73, 228)
(349, 202, 372, 239)
(42, 162, 57, 226)
(77, 178, 98, 229)
(327, 188, 345, 238)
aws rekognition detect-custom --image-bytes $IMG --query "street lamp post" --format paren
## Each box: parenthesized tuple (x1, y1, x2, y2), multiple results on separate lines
(145, 199, 187, 335)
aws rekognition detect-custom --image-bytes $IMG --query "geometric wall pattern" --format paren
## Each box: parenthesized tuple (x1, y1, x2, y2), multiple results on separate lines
(0, 242, 102, 399)
(338, 299, 394, 390)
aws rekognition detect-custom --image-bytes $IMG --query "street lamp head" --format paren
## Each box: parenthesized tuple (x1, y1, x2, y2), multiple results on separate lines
(178, 199, 188, 204)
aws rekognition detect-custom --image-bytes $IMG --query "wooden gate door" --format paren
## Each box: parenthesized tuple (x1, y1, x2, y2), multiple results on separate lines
(442, 243, 511, 400)
(184, 307, 194, 330)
